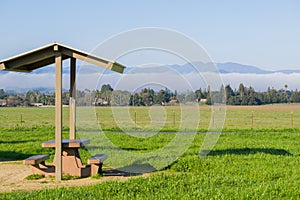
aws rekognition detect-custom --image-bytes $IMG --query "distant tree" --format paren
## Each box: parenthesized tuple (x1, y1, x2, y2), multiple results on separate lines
(218, 84, 226, 104)
(2, 83, 300, 107)
(205, 86, 212, 105)
(98, 85, 114, 105)
(174, 90, 178, 98)
(291, 90, 300, 103)
(277, 89, 288, 103)
(247, 86, 258, 105)
(100, 84, 113, 93)
(62, 92, 70, 105)
(140, 88, 154, 106)
(154, 88, 171, 105)
(238, 83, 245, 97)
(225, 85, 234, 97)
(45, 94, 55, 105)
(184, 92, 197, 103)
(0, 89, 8, 99)
(176, 93, 186, 103)
(84, 91, 93, 106)
(195, 88, 205, 101)
(284, 84, 288, 90)
(38, 93, 46, 104)
(268, 87, 279, 103)
(130, 93, 143, 106)
(225, 84, 235, 105)
(111, 90, 131, 106)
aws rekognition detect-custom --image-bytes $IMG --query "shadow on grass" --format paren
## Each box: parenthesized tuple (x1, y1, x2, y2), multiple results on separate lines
(204, 148, 292, 156)
(88, 145, 149, 151)
(0, 139, 36, 144)
(104, 169, 142, 177)
(0, 151, 31, 162)
(104, 162, 156, 177)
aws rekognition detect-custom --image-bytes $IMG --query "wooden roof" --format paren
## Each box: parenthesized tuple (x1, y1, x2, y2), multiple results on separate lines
(0, 42, 125, 73)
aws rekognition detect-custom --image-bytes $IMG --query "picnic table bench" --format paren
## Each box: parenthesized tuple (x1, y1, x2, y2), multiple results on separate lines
(23, 154, 54, 175)
(88, 154, 108, 175)
(23, 154, 49, 165)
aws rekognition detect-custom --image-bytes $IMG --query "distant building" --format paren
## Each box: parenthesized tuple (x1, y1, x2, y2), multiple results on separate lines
(0, 99, 7, 107)
(200, 99, 207, 103)
(31, 103, 43, 107)
(169, 99, 179, 105)
(93, 98, 109, 106)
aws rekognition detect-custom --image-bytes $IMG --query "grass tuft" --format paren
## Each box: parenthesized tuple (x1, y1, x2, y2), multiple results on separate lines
(90, 173, 103, 179)
(62, 174, 80, 180)
(25, 174, 45, 180)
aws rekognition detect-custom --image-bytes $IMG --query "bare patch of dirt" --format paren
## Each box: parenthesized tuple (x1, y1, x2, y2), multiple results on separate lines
(0, 161, 149, 193)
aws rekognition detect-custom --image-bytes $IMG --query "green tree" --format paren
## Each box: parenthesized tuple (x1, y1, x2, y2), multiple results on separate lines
(100, 84, 113, 93)
(111, 90, 131, 106)
(184, 92, 197, 103)
(224, 85, 235, 105)
(195, 88, 205, 102)
(99, 85, 113, 105)
(238, 83, 245, 97)
(291, 90, 300, 103)
(37, 93, 46, 104)
(154, 88, 171, 105)
(205, 86, 212, 105)
(45, 94, 55, 105)
(130, 93, 143, 106)
(140, 88, 154, 106)
(0, 89, 8, 99)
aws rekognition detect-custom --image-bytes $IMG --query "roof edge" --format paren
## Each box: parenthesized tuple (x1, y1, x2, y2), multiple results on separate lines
(0, 42, 126, 73)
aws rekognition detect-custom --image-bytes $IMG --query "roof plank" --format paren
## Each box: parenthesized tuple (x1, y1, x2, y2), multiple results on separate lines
(0, 43, 125, 73)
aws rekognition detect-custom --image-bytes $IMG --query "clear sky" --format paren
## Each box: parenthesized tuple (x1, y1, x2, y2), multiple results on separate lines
(1, 0, 299, 70)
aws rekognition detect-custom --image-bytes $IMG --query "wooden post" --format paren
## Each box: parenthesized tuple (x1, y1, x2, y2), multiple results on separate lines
(20, 114, 23, 126)
(55, 53, 62, 181)
(69, 58, 76, 140)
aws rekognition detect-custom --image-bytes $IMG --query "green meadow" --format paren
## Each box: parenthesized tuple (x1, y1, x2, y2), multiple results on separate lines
(0, 104, 300, 130)
(0, 105, 299, 199)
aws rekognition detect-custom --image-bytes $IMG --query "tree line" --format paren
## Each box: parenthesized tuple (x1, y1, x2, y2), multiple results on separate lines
(219, 84, 299, 105)
(0, 83, 300, 107)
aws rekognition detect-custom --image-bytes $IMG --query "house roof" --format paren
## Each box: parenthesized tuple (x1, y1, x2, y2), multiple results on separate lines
(0, 42, 125, 73)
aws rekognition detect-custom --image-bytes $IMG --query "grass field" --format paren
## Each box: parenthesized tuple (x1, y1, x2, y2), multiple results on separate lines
(1, 104, 300, 130)
(0, 105, 300, 199)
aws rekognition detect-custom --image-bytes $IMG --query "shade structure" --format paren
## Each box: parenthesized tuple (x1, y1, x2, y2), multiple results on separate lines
(0, 43, 126, 181)
(0, 42, 125, 73)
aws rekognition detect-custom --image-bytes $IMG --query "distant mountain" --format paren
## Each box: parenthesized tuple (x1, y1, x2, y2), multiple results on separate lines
(0, 61, 299, 75)
(5, 87, 69, 94)
(124, 62, 298, 75)
(216, 62, 271, 74)
(276, 69, 300, 74)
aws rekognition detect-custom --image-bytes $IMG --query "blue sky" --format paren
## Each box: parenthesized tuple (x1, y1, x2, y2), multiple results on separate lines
(1, 0, 299, 70)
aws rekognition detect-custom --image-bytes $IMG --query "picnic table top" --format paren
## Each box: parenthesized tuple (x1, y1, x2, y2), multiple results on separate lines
(42, 139, 90, 148)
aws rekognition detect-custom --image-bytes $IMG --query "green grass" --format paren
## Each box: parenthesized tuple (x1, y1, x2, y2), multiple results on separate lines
(0, 126, 90, 162)
(0, 105, 300, 199)
(0, 126, 299, 199)
(25, 174, 45, 180)
(1, 104, 300, 130)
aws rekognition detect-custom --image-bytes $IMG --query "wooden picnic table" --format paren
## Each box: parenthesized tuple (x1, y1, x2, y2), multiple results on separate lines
(42, 139, 90, 148)
(41, 139, 91, 177)
(24, 139, 107, 178)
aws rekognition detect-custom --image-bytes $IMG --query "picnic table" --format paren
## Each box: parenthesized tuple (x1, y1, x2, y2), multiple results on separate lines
(24, 139, 107, 178)
(42, 139, 91, 177)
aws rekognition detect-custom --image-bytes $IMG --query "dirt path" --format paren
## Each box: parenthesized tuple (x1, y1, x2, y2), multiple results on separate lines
(0, 161, 146, 193)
